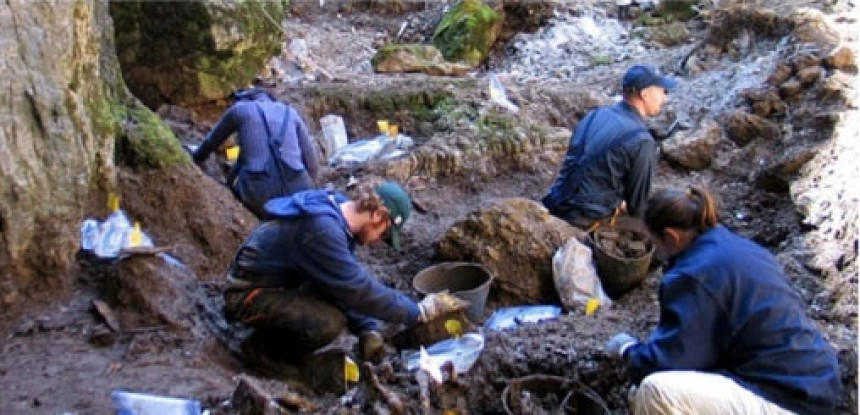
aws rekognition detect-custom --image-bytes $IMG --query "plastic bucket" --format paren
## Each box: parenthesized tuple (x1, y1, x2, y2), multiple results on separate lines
(413, 262, 493, 323)
(501, 375, 609, 415)
(589, 225, 655, 299)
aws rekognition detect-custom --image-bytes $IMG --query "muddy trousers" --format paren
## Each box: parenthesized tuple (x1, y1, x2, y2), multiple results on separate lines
(224, 285, 349, 363)
(630, 371, 795, 415)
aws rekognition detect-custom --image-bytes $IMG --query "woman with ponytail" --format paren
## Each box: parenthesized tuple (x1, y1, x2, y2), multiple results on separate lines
(604, 186, 840, 414)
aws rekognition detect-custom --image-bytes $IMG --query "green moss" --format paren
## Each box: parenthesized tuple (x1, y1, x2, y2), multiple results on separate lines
(589, 54, 613, 66)
(121, 104, 188, 169)
(371, 44, 442, 67)
(432, 0, 501, 66)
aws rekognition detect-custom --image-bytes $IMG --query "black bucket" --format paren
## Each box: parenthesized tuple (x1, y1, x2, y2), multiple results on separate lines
(589, 224, 654, 299)
(501, 375, 610, 415)
(413, 262, 494, 323)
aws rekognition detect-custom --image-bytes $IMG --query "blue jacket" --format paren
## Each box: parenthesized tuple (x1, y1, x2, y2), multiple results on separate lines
(625, 226, 841, 414)
(542, 101, 654, 221)
(231, 190, 420, 329)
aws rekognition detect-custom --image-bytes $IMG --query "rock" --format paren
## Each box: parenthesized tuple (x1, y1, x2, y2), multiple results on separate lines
(741, 87, 785, 118)
(432, 0, 502, 67)
(110, 1, 285, 107)
(767, 63, 794, 87)
(436, 198, 585, 304)
(371, 44, 471, 76)
(824, 47, 857, 73)
(779, 79, 803, 98)
(723, 111, 779, 147)
(231, 375, 289, 415)
(755, 146, 818, 193)
(819, 71, 854, 103)
(789, 9, 840, 53)
(661, 119, 724, 170)
(0, 1, 132, 322)
(796, 66, 824, 87)
(790, 51, 824, 73)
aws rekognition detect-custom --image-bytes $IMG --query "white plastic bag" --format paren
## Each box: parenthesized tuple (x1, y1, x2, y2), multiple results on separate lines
(552, 236, 612, 310)
(329, 134, 413, 169)
(81, 210, 154, 259)
(402, 333, 484, 383)
(112, 390, 202, 415)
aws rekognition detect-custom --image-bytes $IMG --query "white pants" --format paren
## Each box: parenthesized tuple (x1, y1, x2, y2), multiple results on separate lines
(630, 371, 795, 415)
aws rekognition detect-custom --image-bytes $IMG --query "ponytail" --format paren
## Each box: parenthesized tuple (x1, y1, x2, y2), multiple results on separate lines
(644, 186, 719, 235)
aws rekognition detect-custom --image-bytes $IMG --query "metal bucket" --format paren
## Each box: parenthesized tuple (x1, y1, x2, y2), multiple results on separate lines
(589, 225, 655, 299)
(501, 375, 610, 415)
(413, 262, 494, 323)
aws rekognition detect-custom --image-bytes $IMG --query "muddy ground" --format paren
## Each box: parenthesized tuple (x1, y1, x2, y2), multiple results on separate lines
(0, 1, 856, 414)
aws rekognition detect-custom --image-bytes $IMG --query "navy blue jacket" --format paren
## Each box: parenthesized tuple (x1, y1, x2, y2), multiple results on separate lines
(543, 101, 654, 221)
(231, 190, 420, 329)
(625, 226, 841, 414)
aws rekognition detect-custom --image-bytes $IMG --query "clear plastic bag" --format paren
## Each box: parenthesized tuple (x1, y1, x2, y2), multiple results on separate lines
(81, 211, 154, 259)
(112, 390, 202, 415)
(488, 74, 519, 114)
(320, 114, 348, 157)
(552, 236, 612, 311)
(483, 305, 562, 331)
(329, 134, 414, 169)
(402, 333, 485, 382)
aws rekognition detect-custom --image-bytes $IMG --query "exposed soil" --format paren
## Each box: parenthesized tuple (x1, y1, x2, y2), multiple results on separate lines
(0, 1, 856, 414)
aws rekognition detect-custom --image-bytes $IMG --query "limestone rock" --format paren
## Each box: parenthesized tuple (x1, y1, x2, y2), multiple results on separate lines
(432, 0, 502, 67)
(779, 79, 803, 98)
(789, 9, 840, 53)
(371, 44, 471, 76)
(110, 1, 285, 108)
(819, 71, 854, 103)
(767, 63, 794, 87)
(724, 111, 779, 147)
(796, 66, 824, 87)
(0, 1, 122, 320)
(824, 46, 857, 73)
(436, 198, 585, 304)
(661, 119, 724, 170)
(755, 146, 818, 193)
(741, 86, 786, 117)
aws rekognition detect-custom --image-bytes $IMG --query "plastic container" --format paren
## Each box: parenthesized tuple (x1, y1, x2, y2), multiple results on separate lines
(413, 262, 494, 323)
(111, 390, 201, 415)
(483, 305, 562, 331)
(320, 114, 348, 157)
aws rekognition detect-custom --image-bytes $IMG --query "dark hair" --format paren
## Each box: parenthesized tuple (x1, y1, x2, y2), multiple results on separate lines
(644, 186, 719, 235)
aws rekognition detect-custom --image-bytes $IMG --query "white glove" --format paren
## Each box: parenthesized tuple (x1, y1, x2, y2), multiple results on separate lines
(605, 332, 638, 358)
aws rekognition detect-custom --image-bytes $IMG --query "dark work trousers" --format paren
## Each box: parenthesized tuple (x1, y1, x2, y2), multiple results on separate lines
(224, 284, 347, 363)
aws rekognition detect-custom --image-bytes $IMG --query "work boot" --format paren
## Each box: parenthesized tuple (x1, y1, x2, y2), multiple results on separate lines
(359, 330, 385, 363)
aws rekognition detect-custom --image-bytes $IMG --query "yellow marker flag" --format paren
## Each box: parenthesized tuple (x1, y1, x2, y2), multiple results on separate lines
(444, 319, 463, 338)
(129, 222, 143, 247)
(225, 145, 240, 161)
(107, 193, 120, 212)
(344, 356, 360, 383)
(377, 120, 389, 135)
(585, 298, 600, 316)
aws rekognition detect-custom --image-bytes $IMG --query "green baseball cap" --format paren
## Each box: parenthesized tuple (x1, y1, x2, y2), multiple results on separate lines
(375, 181, 410, 250)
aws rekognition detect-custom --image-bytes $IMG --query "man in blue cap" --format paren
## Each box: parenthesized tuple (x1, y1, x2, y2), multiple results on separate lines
(223, 180, 468, 374)
(542, 64, 677, 230)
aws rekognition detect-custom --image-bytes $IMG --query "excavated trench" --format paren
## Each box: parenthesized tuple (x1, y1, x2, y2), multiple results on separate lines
(0, 2, 855, 414)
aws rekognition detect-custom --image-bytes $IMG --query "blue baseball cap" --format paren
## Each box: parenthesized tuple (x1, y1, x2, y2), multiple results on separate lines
(622, 65, 678, 93)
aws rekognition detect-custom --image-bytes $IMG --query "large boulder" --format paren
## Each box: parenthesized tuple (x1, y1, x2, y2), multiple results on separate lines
(432, 0, 502, 67)
(109, 1, 285, 108)
(661, 119, 724, 170)
(436, 198, 585, 305)
(0, 1, 122, 319)
(371, 44, 471, 76)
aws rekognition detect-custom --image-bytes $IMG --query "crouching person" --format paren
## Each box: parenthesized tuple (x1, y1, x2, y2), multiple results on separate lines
(224, 180, 467, 373)
(605, 186, 841, 414)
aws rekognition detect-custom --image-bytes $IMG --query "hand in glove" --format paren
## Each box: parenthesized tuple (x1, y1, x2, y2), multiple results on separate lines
(418, 292, 470, 323)
(605, 332, 638, 358)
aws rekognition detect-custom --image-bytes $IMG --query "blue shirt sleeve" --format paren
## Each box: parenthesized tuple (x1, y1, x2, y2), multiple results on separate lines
(293, 216, 420, 326)
(193, 105, 242, 164)
(622, 136, 654, 217)
(625, 271, 724, 382)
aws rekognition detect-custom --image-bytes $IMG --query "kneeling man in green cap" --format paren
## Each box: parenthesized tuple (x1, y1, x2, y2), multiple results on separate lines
(223, 180, 467, 371)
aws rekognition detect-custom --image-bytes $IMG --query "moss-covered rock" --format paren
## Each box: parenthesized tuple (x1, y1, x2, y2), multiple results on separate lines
(432, 0, 502, 67)
(118, 104, 190, 169)
(110, 1, 286, 108)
